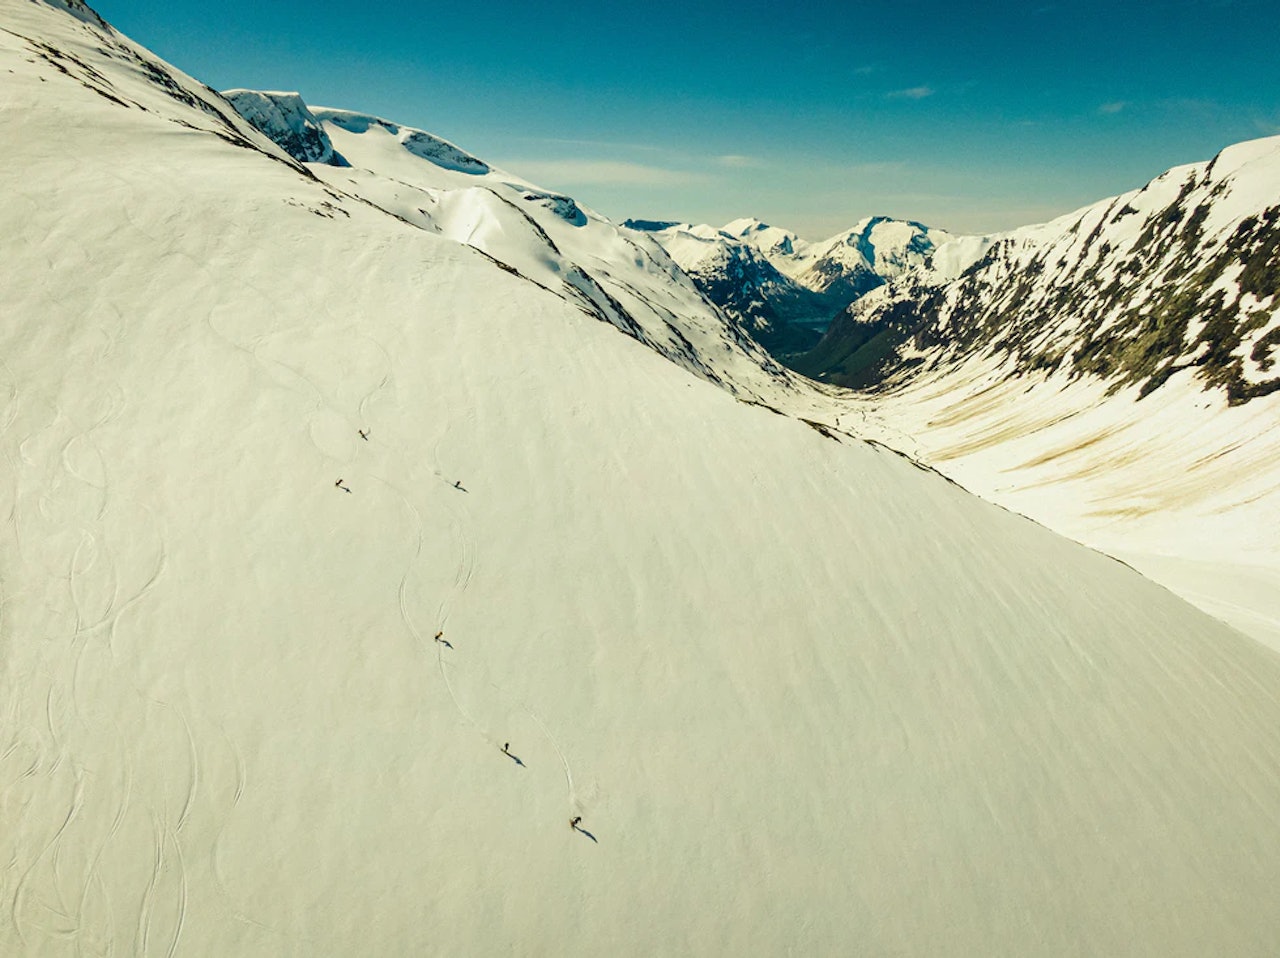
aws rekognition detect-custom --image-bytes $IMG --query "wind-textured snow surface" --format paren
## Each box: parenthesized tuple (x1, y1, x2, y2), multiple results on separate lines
(4, 2, 1280, 956)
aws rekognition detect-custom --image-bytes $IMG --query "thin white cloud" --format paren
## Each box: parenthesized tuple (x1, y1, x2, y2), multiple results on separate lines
(495, 159, 705, 188)
(888, 86, 934, 100)
(716, 154, 760, 168)
(1099, 101, 1128, 115)
(513, 135, 668, 154)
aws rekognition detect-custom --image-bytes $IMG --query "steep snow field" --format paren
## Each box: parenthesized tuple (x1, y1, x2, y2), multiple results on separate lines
(218, 89, 792, 401)
(4, 2, 1280, 956)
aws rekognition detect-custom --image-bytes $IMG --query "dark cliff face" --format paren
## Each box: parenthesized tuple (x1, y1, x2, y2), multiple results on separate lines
(683, 255, 834, 355)
(640, 219, 948, 360)
(794, 140, 1280, 404)
(224, 91, 349, 167)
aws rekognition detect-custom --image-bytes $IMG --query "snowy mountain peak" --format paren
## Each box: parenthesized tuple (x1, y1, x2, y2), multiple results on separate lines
(635, 214, 967, 354)
(228, 89, 493, 177)
(38, 0, 106, 25)
(311, 107, 491, 175)
(815, 216, 953, 282)
(722, 216, 775, 237)
(723, 217, 809, 259)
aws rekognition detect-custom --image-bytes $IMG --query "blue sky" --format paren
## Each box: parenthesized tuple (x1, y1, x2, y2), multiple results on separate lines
(95, 0, 1280, 238)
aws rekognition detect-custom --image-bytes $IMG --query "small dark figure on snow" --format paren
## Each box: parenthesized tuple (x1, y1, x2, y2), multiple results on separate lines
(358, 429, 369, 441)
(454, 480, 463, 490)
(334, 478, 352, 494)
(570, 816, 582, 829)
(500, 743, 525, 767)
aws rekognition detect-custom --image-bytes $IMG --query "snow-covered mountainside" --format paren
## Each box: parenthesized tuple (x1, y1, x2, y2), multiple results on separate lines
(806, 137, 1280, 648)
(803, 138, 1280, 399)
(633, 216, 956, 356)
(5, 2, 1280, 956)
(221, 94, 792, 398)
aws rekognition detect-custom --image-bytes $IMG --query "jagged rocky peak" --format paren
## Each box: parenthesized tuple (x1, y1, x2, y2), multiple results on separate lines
(223, 90, 348, 167)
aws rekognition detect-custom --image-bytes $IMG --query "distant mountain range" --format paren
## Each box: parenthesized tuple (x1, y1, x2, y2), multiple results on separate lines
(793, 140, 1280, 402)
(625, 215, 956, 355)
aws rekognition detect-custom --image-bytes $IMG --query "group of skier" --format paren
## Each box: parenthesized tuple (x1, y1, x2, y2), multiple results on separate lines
(339, 429, 588, 834)
(336, 427, 468, 495)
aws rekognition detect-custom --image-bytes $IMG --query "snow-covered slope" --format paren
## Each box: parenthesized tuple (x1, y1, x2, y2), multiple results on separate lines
(845, 360, 1280, 651)
(226, 92, 792, 399)
(5, 3, 1280, 957)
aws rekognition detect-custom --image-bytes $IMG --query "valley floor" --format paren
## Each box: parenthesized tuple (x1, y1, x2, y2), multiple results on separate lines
(836, 360, 1280, 654)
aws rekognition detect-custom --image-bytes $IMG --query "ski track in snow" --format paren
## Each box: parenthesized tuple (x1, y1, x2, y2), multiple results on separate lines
(4, 354, 152, 951)
(368, 397, 586, 815)
(201, 213, 600, 933)
(203, 234, 591, 851)
(0, 271, 211, 957)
